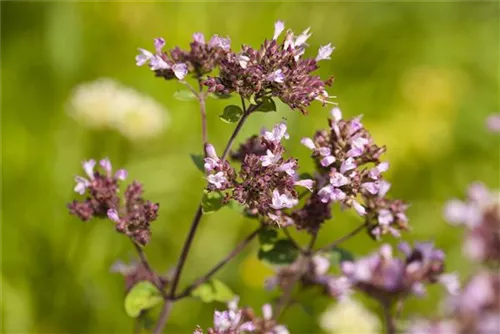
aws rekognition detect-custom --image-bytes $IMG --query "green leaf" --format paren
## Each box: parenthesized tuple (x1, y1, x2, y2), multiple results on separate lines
(173, 90, 197, 101)
(330, 247, 355, 267)
(190, 154, 205, 173)
(219, 105, 243, 123)
(201, 190, 225, 214)
(254, 96, 277, 112)
(191, 279, 235, 303)
(124, 281, 163, 318)
(258, 239, 299, 265)
(258, 227, 278, 251)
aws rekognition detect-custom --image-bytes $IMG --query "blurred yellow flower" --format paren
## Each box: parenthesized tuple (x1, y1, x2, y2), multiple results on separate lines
(319, 298, 381, 334)
(67, 78, 168, 140)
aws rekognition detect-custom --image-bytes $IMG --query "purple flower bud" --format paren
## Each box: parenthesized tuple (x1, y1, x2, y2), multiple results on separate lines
(207, 172, 227, 189)
(362, 182, 379, 195)
(321, 156, 336, 167)
(318, 147, 331, 157)
(154, 37, 165, 54)
(295, 27, 311, 47)
(330, 172, 350, 187)
(107, 208, 120, 223)
(260, 149, 281, 167)
(172, 63, 188, 80)
(301, 137, 316, 150)
(294, 179, 314, 191)
(239, 322, 256, 332)
(237, 54, 250, 69)
(205, 144, 218, 160)
(82, 159, 96, 179)
(312, 255, 331, 276)
(136, 48, 153, 66)
(270, 189, 298, 209)
(340, 157, 356, 174)
(115, 169, 128, 181)
(74, 176, 89, 195)
(369, 161, 389, 179)
(262, 304, 273, 321)
(486, 113, 500, 132)
(208, 35, 231, 50)
(273, 20, 285, 40)
(315, 43, 335, 61)
(267, 69, 285, 83)
(192, 32, 205, 44)
(347, 136, 369, 158)
(150, 55, 169, 70)
(331, 107, 342, 121)
(348, 116, 363, 135)
(277, 161, 296, 176)
(204, 158, 219, 172)
(352, 200, 366, 216)
(318, 185, 346, 203)
(378, 209, 394, 226)
(378, 180, 391, 197)
(100, 158, 112, 176)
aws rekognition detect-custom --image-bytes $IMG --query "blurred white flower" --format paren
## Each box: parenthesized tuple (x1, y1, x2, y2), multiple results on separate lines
(67, 78, 168, 140)
(319, 298, 380, 334)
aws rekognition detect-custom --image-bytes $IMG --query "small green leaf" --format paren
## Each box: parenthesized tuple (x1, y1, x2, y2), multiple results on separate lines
(258, 239, 299, 265)
(258, 227, 278, 251)
(330, 247, 355, 267)
(254, 96, 277, 113)
(201, 190, 225, 214)
(174, 90, 197, 101)
(219, 105, 243, 123)
(191, 279, 235, 303)
(190, 154, 205, 173)
(124, 281, 163, 318)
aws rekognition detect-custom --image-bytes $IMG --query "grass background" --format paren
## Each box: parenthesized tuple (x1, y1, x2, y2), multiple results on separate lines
(1, 2, 499, 333)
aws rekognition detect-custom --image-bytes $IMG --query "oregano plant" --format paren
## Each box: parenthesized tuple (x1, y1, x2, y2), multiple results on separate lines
(67, 20, 500, 334)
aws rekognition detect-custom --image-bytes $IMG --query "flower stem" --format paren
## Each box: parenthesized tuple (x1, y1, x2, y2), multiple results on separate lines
(153, 96, 255, 334)
(174, 226, 262, 300)
(131, 241, 167, 296)
(381, 299, 397, 334)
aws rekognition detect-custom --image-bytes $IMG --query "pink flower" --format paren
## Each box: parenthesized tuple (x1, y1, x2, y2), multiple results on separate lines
(100, 158, 112, 176)
(172, 63, 188, 80)
(260, 149, 281, 167)
(270, 189, 298, 209)
(262, 122, 289, 143)
(352, 201, 366, 216)
(154, 37, 165, 54)
(135, 48, 153, 66)
(330, 172, 350, 187)
(273, 20, 285, 40)
(315, 43, 335, 61)
(115, 169, 128, 180)
(74, 176, 89, 195)
(82, 159, 96, 179)
(340, 157, 356, 174)
(267, 69, 285, 83)
(193, 32, 205, 44)
(320, 156, 336, 167)
(301, 137, 316, 150)
(107, 208, 120, 223)
(277, 161, 296, 176)
(150, 55, 169, 70)
(207, 172, 227, 189)
(294, 179, 314, 191)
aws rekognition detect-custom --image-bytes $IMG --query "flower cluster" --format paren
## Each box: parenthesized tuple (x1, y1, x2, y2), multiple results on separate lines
(299, 107, 409, 238)
(194, 297, 289, 334)
(406, 271, 500, 334)
(340, 242, 459, 301)
(205, 123, 314, 225)
(444, 182, 500, 263)
(67, 158, 159, 245)
(205, 21, 335, 113)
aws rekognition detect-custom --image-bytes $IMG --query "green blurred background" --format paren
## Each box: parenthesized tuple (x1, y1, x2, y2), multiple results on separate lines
(1, 2, 499, 333)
